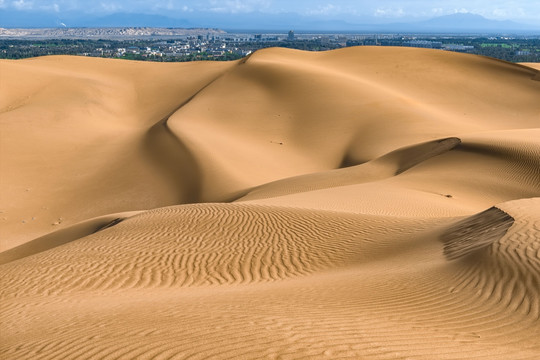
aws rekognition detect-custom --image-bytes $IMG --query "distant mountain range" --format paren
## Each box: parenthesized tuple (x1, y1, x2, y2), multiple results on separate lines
(1, 10, 538, 33)
(391, 13, 536, 33)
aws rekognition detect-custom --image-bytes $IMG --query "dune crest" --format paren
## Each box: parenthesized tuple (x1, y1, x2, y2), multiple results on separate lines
(1, 47, 539, 359)
(0, 211, 142, 265)
(441, 207, 514, 260)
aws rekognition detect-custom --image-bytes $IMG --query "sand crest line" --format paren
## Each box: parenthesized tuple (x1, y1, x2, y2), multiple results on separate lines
(0, 211, 143, 265)
(440, 207, 515, 260)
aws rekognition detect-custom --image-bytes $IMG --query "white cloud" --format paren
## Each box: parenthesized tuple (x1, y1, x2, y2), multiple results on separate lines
(208, 0, 272, 13)
(99, 2, 122, 12)
(480, 7, 526, 20)
(39, 2, 59, 12)
(12, 0, 32, 10)
(306, 4, 341, 16)
(374, 7, 405, 18)
(162, 0, 174, 10)
(2, 0, 539, 23)
(151, 0, 175, 11)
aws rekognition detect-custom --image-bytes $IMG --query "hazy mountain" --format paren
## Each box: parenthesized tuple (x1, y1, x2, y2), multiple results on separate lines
(1, 10, 538, 33)
(78, 13, 192, 28)
(317, 13, 539, 33)
(404, 13, 535, 32)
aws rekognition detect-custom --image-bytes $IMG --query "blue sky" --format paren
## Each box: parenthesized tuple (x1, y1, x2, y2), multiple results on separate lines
(1, 0, 539, 24)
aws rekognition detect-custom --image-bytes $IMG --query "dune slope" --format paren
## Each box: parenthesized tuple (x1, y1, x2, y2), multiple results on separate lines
(1, 47, 539, 359)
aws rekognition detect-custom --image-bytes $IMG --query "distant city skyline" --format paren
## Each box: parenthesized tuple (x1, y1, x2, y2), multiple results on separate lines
(1, 0, 539, 24)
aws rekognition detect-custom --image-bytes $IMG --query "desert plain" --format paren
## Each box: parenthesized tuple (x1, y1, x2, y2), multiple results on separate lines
(1, 46, 539, 359)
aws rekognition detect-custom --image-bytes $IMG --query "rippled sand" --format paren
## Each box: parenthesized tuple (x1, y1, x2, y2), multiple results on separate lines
(1, 47, 539, 359)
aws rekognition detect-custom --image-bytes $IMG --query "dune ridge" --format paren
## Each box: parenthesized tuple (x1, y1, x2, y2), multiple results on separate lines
(0, 211, 142, 265)
(1, 47, 539, 359)
(441, 206, 514, 260)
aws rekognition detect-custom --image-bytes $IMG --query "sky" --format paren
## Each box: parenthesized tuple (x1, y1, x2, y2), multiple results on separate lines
(1, 0, 539, 24)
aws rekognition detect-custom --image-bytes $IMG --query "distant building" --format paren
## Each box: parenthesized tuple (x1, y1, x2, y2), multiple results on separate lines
(288, 30, 295, 41)
(404, 40, 442, 49)
(126, 46, 140, 54)
(443, 44, 474, 52)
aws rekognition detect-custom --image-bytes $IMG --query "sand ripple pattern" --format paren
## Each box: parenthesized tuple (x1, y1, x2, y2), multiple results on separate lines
(447, 199, 540, 322)
(0, 204, 429, 300)
(2, 48, 540, 359)
(1, 200, 539, 359)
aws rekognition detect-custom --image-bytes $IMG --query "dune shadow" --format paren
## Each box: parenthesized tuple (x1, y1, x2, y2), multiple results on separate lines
(341, 137, 462, 173)
(0, 212, 141, 265)
(393, 137, 462, 175)
(440, 207, 514, 260)
(143, 119, 202, 204)
(142, 68, 238, 205)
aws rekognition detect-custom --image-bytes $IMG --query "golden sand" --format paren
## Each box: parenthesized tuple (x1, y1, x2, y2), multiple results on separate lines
(1, 47, 539, 359)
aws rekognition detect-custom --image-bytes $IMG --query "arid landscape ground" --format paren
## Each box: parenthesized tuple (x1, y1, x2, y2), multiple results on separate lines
(1, 46, 539, 359)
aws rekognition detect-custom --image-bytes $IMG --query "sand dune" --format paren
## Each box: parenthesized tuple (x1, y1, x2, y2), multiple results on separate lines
(1, 47, 539, 359)
(0, 57, 234, 249)
(522, 62, 540, 71)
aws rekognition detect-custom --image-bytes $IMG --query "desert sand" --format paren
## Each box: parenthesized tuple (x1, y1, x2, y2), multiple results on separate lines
(1, 47, 539, 359)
